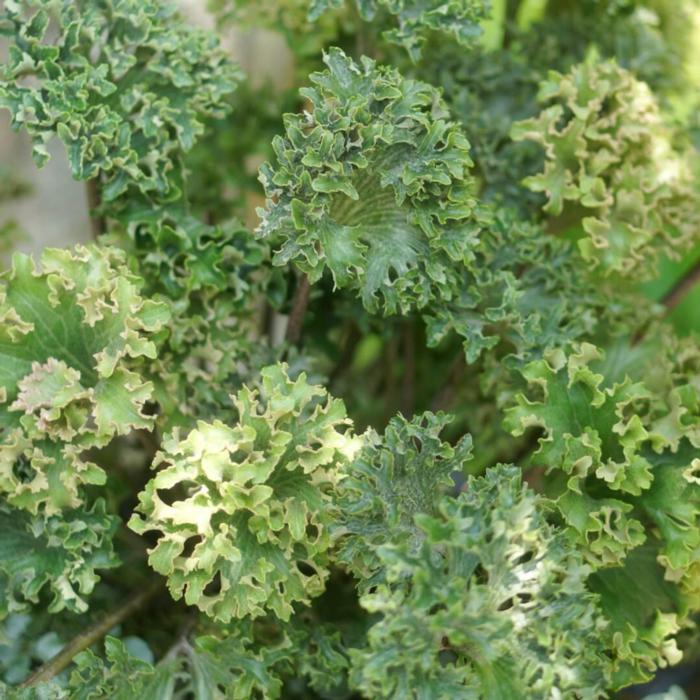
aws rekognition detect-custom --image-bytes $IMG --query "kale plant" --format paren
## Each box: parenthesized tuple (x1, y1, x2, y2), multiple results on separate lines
(0, 0, 699, 698)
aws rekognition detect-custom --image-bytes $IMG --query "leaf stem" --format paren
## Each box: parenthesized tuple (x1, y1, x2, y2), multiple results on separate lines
(503, 0, 520, 48)
(86, 178, 105, 239)
(352, 2, 372, 58)
(430, 354, 466, 412)
(21, 580, 161, 687)
(661, 258, 700, 313)
(401, 322, 416, 416)
(285, 275, 311, 345)
(329, 322, 361, 385)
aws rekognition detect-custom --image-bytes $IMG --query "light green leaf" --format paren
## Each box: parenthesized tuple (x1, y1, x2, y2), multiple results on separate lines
(511, 55, 699, 276)
(0, 245, 169, 516)
(130, 364, 361, 621)
(350, 465, 613, 699)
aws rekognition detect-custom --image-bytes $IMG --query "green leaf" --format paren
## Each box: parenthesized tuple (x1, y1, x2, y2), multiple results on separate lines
(0, 245, 169, 516)
(130, 364, 362, 621)
(511, 55, 699, 277)
(589, 544, 685, 688)
(309, 0, 490, 59)
(504, 335, 700, 595)
(110, 215, 274, 429)
(67, 636, 176, 700)
(258, 47, 481, 316)
(188, 631, 292, 700)
(349, 465, 613, 699)
(335, 411, 472, 585)
(0, 682, 67, 699)
(0, 500, 118, 618)
(0, 0, 240, 203)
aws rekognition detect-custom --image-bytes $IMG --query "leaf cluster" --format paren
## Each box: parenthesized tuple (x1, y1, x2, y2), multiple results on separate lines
(0, 0, 699, 698)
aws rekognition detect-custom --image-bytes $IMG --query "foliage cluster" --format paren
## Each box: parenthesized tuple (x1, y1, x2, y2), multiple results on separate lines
(0, 0, 699, 698)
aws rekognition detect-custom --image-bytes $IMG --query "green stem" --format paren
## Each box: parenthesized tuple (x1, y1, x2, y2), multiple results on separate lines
(86, 178, 105, 239)
(430, 354, 466, 412)
(661, 258, 700, 313)
(285, 275, 311, 345)
(350, 1, 376, 59)
(401, 322, 416, 416)
(21, 581, 161, 687)
(503, 0, 521, 47)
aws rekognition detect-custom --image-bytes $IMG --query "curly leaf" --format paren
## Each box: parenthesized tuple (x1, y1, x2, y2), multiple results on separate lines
(109, 213, 272, 427)
(504, 337, 700, 593)
(349, 465, 612, 699)
(188, 630, 293, 700)
(589, 543, 685, 688)
(422, 211, 651, 362)
(130, 364, 361, 621)
(0, 245, 169, 515)
(0, 0, 240, 202)
(257, 47, 481, 315)
(335, 411, 472, 584)
(308, 0, 490, 59)
(0, 500, 118, 618)
(511, 56, 699, 276)
(59, 636, 175, 700)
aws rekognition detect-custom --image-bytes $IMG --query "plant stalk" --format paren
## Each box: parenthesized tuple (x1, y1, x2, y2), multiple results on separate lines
(661, 258, 700, 313)
(21, 581, 161, 687)
(285, 275, 311, 345)
(86, 178, 105, 239)
(430, 354, 466, 412)
(503, 0, 521, 47)
(401, 322, 416, 416)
